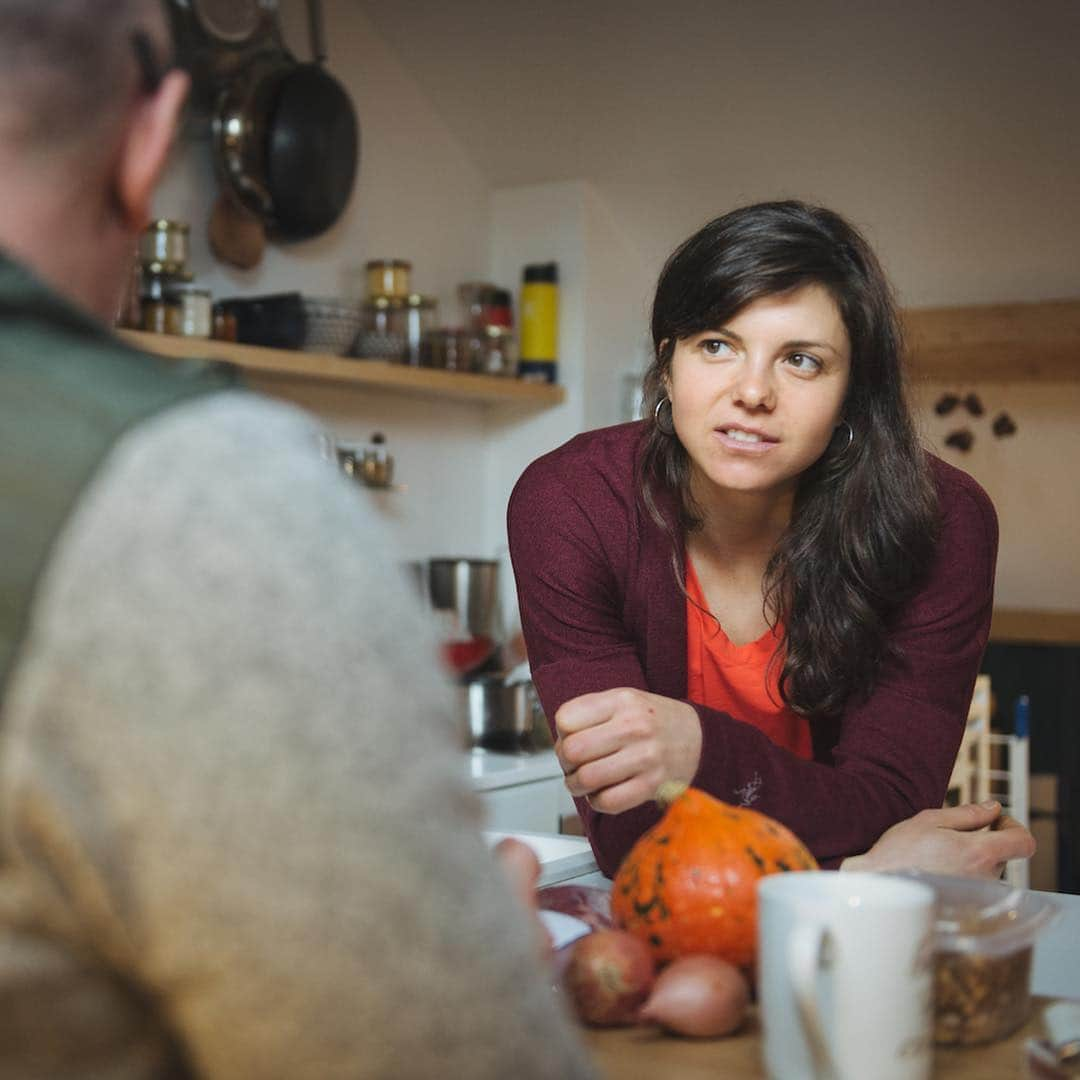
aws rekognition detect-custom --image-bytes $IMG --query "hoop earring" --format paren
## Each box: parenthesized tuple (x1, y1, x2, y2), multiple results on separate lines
(834, 419, 854, 454)
(654, 396, 675, 436)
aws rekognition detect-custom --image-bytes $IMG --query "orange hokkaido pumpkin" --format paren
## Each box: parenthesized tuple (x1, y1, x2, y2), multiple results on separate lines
(610, 784, 817, 969)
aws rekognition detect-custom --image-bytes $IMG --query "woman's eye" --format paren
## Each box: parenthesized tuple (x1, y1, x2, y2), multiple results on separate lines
(787, 352, 822, 373)
(701, 339, 733, 357)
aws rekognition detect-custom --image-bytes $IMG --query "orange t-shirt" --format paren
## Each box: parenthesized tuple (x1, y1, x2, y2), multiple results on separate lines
(685, 559, 812, 760)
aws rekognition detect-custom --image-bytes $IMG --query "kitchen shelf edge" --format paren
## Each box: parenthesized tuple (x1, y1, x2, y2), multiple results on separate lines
(117, 329, 567, 406)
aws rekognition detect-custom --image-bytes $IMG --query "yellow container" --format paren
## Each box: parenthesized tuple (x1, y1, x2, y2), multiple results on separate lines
(519, 262, 558, 383)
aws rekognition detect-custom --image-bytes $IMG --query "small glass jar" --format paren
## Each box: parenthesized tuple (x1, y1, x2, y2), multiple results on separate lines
(139, 219, 189, 274)
(212, 302, 238, 342)
(402, 294, 436, 366)
(458, 281, 495, 333)
(365, 259, 412, 300)
(479, 325, 518, 376)
(141, 296, 181, 335)
(446, 329, 470, 372)
(172, 285, 213, 338)
(353, 295, 406, 359)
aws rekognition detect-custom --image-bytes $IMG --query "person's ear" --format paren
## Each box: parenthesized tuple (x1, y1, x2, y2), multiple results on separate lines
(113, 69, 190, 231)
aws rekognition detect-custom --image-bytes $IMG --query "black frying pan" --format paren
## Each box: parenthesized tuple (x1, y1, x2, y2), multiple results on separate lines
(213, 0, 359, 242)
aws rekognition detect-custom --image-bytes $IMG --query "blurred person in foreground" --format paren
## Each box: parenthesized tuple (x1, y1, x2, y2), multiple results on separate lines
(0, 2, 593, 1077)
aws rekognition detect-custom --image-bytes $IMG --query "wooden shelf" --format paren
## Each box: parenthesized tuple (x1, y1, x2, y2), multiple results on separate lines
(122, 296, 1080, 397)
(118, 329, 567, 407)
(903, 298, 1080, 383)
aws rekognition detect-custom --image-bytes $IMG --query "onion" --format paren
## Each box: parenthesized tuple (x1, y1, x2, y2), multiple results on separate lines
(639, 955, 750, 1037)
(563, 930, 656, 1026)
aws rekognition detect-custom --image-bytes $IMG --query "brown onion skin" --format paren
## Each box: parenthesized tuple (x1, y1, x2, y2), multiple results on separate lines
(639, 955, 750, 1038)
(563, 930, 656, 1026)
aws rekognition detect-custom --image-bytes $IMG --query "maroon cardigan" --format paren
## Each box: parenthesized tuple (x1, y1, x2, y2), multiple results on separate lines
(507, 421, 998, 877)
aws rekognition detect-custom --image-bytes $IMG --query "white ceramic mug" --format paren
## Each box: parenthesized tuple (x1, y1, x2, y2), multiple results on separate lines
(757, 871, 936, 1080)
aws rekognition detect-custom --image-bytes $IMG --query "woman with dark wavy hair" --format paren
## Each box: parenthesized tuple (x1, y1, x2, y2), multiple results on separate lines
(509, 200, 1033, 877)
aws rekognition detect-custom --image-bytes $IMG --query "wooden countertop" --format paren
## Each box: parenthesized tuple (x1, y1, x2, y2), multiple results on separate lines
(585, 997, 1059, 1079)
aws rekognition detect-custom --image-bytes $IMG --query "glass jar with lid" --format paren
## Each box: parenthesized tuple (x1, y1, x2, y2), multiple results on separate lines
(353, 295, 406, 359)
(171, 285, 213, 338)
(139, 219, 190, 275)
(365, 259, 412, 300)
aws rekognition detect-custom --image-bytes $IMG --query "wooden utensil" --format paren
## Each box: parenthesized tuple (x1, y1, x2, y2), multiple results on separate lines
(208, 192, 266, 270)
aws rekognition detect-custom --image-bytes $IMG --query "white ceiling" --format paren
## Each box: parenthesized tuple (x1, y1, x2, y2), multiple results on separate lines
(357, 0, 1078, 187)
(356, 0, 1080, 306)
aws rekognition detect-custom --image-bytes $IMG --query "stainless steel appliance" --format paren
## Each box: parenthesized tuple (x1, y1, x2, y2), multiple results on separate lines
(412, 558, 503, 678)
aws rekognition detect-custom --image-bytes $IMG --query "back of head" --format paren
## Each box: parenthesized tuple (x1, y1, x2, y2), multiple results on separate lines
(0, 0, 167, 159)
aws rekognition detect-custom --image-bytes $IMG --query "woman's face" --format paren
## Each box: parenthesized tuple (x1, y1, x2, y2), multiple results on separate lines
(665, 283, 852, 505)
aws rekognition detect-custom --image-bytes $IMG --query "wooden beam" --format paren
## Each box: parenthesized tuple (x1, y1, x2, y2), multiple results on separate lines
(990, 608, 1080, 646)
(903, 298, 1080, 383)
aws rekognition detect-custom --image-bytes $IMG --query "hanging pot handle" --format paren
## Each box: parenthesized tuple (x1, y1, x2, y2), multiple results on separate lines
(306, 0, 327, 64)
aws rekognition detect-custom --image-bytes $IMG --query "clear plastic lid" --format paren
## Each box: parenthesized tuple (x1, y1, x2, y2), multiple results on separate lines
(892, 871, 1060, 957)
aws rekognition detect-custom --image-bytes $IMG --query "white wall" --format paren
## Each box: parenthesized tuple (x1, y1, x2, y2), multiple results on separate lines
(152, 0, 503, 563)
(914, 380, 1080, 612)
(157, 2, 492, 314)
(151, 0, 1080, 613)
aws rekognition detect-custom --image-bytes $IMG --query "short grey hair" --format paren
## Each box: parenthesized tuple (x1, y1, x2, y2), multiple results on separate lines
(0, 0, 168, 150)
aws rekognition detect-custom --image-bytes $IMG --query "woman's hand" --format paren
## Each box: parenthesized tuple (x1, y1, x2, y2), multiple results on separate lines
(554, 688, 703, 815)
(840, 801, 1036, 879)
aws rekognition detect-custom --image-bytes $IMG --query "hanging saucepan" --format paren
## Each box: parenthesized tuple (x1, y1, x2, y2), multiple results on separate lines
(211, 0, 359, 242)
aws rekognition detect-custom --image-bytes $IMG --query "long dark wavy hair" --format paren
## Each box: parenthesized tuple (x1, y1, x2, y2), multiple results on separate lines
(639, 200, 938, 718)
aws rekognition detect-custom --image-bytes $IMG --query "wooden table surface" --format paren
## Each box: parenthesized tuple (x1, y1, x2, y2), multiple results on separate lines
(585, 997, 1060, 1079)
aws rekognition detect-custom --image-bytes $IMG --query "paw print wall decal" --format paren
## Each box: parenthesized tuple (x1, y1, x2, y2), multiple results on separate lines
(933, 391, 1017, 453)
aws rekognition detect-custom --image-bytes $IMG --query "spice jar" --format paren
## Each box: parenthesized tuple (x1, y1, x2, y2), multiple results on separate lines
(479, 325, 517, 376)
(172, 285, 213, 338)
(360, 432, 394, 488)
(402, 294, 436, 366)
(141, 296, 181, 335)
(212, 302, 238, 342)
(353, 295, 406, 359)
(484, 288, 514, 329)
(458, 282, 495, 333)
(139, 219, 189, 275)
(421, 328, 475, 371)
(365, 259, 411, 299)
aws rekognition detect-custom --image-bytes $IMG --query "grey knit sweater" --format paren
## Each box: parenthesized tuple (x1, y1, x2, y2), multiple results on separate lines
(0, 391, 594, 1078)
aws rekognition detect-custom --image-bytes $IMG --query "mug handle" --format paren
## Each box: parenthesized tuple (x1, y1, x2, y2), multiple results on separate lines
(788, 922, 840, 1080)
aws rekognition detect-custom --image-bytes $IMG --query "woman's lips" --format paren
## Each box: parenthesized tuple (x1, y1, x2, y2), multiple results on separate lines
(713, 426, 779, 453)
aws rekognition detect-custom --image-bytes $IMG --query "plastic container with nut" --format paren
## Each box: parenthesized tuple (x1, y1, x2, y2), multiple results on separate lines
(893, 872, 1059, 1046)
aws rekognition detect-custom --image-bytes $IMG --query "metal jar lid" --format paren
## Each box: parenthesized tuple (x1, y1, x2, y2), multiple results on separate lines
(147, 219, 190, 234)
